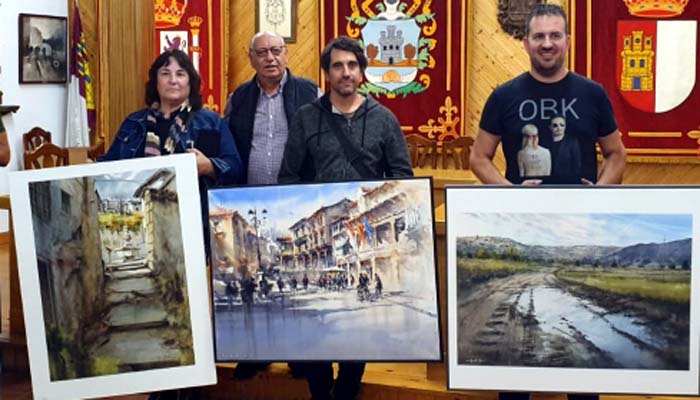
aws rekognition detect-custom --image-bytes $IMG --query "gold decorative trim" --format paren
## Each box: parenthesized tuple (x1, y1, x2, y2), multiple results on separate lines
(334, 0, 339, 38)
(221, 0, 228, 114)
(626, 149, 698, 155)
(570, 0, 575, 69)
(462, 0, 468, 136)
(586, 0, 591, 78)
(626, 156, 700, 164)
(628, 131, 683, 138)
(347, 0, 363, 38)
(320, 1, 327, 90)
(686, 129, 700, 139)
(447, 0, 452, 92)
(406, 0, 422, 17)
(208, 0, 213, 90)
(361, 0, 375, 18)
(203, 95, 219, 112)
(417, 96, 460, 141)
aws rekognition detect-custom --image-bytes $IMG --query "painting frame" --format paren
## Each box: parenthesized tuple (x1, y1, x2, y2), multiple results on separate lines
(8, 154, 216, 399)
(255, 0, 296, 43)
(18, 13, 68, 84)
(208, 177, 442, 362)
(446, 186, 700, 395)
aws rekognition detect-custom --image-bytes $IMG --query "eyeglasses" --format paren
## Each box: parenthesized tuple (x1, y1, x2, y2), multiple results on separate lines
(251, 46, 285, 57)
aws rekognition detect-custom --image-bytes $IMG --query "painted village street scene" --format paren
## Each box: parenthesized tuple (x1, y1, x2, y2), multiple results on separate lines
(208, 179, 440, 360)
(29, 168, 193, 381)
(455, 213, 692, 370)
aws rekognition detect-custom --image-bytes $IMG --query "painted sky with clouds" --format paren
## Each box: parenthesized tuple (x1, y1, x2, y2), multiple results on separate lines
(208, 181, 388, 236)
(454, 213, 692, 247)
(94, 168, 164, 200)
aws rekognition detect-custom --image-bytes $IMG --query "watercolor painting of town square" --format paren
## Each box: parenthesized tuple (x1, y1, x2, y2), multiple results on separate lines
(208, 178, 441, 361)
(9, 155, 216, 399)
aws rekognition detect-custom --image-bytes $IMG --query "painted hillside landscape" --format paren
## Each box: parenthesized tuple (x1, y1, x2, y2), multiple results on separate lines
(456, 213, 692, 370)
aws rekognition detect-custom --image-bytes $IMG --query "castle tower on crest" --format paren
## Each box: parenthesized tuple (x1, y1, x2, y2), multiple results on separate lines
(379, 25, 404, 65)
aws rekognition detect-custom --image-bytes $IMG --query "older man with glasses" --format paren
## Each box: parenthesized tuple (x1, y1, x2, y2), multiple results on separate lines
(223, 31, 320, 379)
(224, 31, 320, 186)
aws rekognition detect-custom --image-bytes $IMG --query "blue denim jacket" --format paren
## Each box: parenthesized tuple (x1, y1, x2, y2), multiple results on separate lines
(100, 108, 243, 186)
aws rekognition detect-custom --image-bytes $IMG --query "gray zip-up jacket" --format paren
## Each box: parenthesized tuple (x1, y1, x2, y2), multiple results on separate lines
(278, 93, 413, 183)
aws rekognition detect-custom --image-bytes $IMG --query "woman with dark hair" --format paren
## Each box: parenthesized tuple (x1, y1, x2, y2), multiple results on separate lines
(100, 51, 242, 399)
(102, 49, 240, 184)
(101, 49, 241, 234)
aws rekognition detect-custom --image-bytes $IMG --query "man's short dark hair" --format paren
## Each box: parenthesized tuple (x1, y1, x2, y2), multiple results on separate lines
(145, 49, 203, 110)
(525, 4, 569, 37)
(321, 36, 368, 73)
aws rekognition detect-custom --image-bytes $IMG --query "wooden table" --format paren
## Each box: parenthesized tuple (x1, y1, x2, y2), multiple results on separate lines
(67, 146, 89, 164)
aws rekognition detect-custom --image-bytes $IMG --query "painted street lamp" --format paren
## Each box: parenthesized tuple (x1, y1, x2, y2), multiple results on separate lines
(248, 207, 267, 274)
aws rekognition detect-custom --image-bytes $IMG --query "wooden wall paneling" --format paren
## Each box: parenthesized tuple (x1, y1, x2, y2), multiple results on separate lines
(99, 0, 154, 149)
(228, 0, 320, 94)
(622, 163, 700, 184)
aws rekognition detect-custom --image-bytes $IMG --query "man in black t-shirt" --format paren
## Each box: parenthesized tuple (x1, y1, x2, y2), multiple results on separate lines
(469, 4, 626, 400)
(470, 4, 625, 186)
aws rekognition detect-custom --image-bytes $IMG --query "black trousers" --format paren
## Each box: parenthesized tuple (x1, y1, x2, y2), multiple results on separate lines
(147, 388, 200, 400)
(499, 393, 599, 400)
(303, 362, 366, 400)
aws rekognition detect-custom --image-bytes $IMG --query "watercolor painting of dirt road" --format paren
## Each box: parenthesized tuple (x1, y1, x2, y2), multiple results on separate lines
(456, 213, 691, 370)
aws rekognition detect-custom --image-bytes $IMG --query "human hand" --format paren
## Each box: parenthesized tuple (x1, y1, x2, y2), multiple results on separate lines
(580, 178, 594, 185)
(521, 179, 543, 186)
(188, 148, 215, 177)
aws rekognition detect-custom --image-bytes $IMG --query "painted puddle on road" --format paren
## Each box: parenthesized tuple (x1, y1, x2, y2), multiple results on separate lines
(514, 286, 683, 369)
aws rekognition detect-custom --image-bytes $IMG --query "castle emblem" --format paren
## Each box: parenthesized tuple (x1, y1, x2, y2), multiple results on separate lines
(346, 0, 436, 97)
(617, 0, 696, 113)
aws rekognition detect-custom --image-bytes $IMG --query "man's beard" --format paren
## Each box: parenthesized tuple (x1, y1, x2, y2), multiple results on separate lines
(531, 56, 565, 78)
(333, 81, 358, 97)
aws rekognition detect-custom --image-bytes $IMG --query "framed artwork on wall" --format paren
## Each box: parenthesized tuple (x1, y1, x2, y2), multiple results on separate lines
(255, 0, 296, 43)
(208, 177, 441, 361)
(8, 154, 216, 399)
(446, 186, 700, 395)
(18, 14, 68, 84)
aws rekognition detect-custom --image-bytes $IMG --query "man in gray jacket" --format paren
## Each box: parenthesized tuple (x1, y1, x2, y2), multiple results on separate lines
(277, 36, 412, 183)
(278, 36, 413, 400)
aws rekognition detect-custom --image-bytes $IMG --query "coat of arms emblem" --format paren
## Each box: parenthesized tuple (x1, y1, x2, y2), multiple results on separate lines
(616, 0, 696, 113)
(497, 0, 545, 40)
(346, 0, 436, 97)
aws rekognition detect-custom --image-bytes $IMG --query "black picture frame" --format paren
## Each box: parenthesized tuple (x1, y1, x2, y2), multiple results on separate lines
(208, 177, 442, 362)
(18, 13, 68, 84)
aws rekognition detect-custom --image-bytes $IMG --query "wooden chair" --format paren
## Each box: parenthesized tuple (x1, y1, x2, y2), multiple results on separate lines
(22, 127, 52, 168)
(405, 134, 438, 169)
(24, 142, 69, 170)
(22, 127, 51, 153)
(441, 136, 475, 170)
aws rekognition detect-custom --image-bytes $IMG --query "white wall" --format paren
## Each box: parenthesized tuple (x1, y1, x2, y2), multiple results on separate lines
(0, 0, 68, 229)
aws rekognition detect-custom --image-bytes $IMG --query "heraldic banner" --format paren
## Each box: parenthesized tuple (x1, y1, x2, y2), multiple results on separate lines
(321, 0, 469, 143)
(154, 0, 227, 114)
(571, 0, 700, 162)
